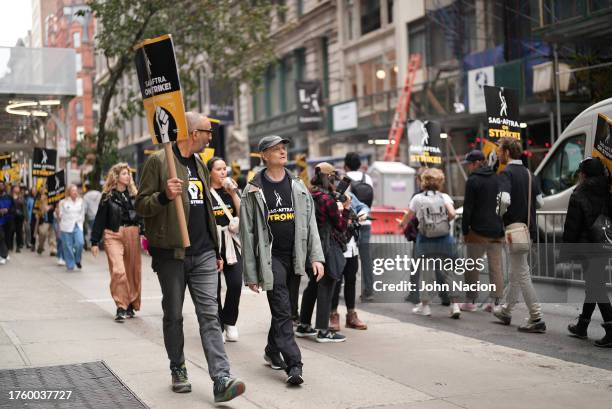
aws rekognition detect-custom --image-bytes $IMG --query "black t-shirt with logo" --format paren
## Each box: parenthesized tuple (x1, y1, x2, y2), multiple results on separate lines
(261, 171, 295, 257)
(173, 144, 215, 256)
(212, 188, 235, 228)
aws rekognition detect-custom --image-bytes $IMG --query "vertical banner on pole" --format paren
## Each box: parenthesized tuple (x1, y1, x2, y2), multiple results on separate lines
(134, 34, 190, 247)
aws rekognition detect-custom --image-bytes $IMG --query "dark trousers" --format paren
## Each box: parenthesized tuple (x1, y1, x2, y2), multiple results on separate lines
(152, 250, 230, 379)
(266, 255, 302, 371)
(3, 221, 13, 251)
(10, 215, 24, 249)
(217, 251, 243, 326)
(581, 257, 612, 322)
(30, 218, 37, 248)
(299, 268, 336, 330)
(358, 225, 373, 297)
(287, 271, 301, 320)
(0, 225, 8, 259)
(332, 256, 358, 311)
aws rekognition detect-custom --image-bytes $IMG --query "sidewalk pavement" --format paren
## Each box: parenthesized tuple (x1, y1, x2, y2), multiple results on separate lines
(1, 250, 611, 409)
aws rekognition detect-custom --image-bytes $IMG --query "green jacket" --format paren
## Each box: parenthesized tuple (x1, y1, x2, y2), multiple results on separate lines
(135, 148, 219, 259)
(239, 168, 325, 291)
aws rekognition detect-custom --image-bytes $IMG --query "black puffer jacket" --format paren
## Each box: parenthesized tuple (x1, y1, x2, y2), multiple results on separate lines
(91, 190, 141, 246)
(563, 176, 611, 243)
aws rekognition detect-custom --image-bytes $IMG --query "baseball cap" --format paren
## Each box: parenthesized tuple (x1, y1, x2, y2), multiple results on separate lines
(315, 162, 337, 176)
(258, 135, 290, 152)
(578, 157, 606, 178)
(462, 150, 485, 164)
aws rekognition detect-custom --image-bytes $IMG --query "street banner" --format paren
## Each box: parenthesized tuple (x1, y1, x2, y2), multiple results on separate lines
(296, 81, 322, 130)
(593, 113, 612, 188)
(484, 85, 521, 140)
(134, 34, 188, 145)
(32, 148, 57, 177)
(134, 33, 190, 247)
(46, 170, 66, 204)
(407, 120, 443, 167)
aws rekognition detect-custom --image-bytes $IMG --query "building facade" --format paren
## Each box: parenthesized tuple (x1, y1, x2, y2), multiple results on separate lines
(45, 0, 96, 167)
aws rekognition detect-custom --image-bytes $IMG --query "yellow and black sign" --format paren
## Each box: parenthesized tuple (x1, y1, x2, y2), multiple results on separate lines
(46, 170, 66, 204)
(484, 86, 521, 140)
(134, 34, 188, 145)
(594, 113, 612, 189)
(32, 148, 57, 177)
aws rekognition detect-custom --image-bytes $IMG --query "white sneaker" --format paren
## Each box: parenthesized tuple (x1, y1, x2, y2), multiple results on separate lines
(5, 255, 10, 261)
(450, 303, 461, 319)
(0, 258, 6, 265)
(225, 325, 239, 342)
(412, 303, 431, 316)
(57, 259, 66, 266)
(459, 303, 478, 312)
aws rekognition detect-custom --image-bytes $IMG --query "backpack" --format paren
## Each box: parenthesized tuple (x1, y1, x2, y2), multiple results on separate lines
(350, 172, 374, 207)
(416, 191, 450, 238)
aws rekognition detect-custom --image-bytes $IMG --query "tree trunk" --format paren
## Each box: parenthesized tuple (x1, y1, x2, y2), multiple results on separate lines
(91, 57, 128, 190)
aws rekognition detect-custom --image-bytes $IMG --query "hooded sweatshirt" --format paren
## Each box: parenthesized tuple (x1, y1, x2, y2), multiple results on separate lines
(462, 165, 504, 238)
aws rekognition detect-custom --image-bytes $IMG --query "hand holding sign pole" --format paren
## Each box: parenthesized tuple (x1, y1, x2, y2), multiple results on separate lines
(135, 34, 190, 248)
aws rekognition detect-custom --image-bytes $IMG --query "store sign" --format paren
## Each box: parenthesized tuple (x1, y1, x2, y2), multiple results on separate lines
(332, 101, 358, 132)
(484, 85, 521, 140)
(407, 120, 443, 167)
(468, 66, 494, 114)
(296, 81, 322, 130)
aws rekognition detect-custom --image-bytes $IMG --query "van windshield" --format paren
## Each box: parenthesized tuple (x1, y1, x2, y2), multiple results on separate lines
(539, 134, 585, 196)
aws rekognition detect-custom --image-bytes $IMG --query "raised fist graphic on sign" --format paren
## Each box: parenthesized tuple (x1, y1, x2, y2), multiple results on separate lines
(155, 106, 170, 143)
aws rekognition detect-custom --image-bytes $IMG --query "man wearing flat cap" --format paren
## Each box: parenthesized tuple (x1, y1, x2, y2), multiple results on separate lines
(239, 135, 325, 386)
(461, 149, 505, 313)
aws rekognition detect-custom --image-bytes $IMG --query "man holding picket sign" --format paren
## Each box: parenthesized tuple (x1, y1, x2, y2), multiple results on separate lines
(134, 34, 245, 403)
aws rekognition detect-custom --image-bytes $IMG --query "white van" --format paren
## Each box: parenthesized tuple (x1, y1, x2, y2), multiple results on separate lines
(534, 98, 612, 233)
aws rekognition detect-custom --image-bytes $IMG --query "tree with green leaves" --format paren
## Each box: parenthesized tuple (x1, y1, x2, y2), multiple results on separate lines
(80, 0, 278, 189)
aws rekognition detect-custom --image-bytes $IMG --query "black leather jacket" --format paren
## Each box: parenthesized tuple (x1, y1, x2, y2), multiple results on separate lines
(563, 176, 611, 243)
(91, 190, 142, 246)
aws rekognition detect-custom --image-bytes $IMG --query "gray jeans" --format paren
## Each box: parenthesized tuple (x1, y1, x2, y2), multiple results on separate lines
(502, 250, 543, 321)
(153, 250, 230, 379)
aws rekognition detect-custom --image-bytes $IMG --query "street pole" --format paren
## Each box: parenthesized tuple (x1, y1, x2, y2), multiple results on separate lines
(553, 43, 562, 141)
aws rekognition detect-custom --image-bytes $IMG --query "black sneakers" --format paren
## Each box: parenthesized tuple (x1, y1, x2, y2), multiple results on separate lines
(115, 308, 127, 322)
(286, 366, 303, 386)
(264, 351, 287, 370)
(170, 364, 191, 393)
(76, 262, 82, 269)
(126, 304, 135, 318)
(295, 324, 317, 338)
(213, 376, 245, 403)
(315, 330, 346, 343)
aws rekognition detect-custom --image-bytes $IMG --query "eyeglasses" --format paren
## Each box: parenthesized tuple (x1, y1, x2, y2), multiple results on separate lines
(196, 129, 213, 135)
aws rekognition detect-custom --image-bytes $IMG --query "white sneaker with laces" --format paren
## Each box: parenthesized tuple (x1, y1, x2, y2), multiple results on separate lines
(412, 303, 431, 316)
(450, 303, 461, 319)
(57, 259, 66, 266)
(225, 325, 239, 342)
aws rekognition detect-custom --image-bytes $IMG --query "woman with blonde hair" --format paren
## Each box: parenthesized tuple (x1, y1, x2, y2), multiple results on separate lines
(57, 184, 85, 271)
(400, 167, 462, 318)
(91, 163, 142, 322)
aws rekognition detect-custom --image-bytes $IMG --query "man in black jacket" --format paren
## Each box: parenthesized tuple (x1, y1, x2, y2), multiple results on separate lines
(461, 150, 504, 312)
(493, 138, 546, 333)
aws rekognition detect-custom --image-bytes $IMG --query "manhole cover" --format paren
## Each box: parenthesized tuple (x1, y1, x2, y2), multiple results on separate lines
(0, 361, 148, 408)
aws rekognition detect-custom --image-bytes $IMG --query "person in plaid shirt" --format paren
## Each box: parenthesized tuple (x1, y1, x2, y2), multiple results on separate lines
(296, 162, 351, 343)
